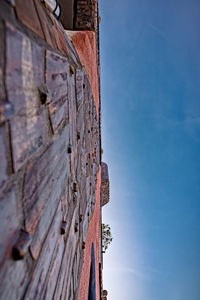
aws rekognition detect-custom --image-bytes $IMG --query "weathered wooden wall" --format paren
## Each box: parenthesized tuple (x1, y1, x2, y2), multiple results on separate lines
(0, 1, 101, 299)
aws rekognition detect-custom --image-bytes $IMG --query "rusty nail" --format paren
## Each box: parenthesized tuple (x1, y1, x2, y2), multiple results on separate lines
(74, 222, 79, 233)
(67, 144, 72, 154)
(60, 221, 67, 235)
(79, 214, 83, 222)
(12, 229, 32, 260)
(82, 242, 86, 249)
(73, 182, 77, 192)
(73, 193, 77, 203)
(39, 91, 47, 104)
(69, 65, 75, 76)
(0, 101, 14, 121)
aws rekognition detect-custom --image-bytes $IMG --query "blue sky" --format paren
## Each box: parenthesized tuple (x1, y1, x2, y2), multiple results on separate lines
(99, 0, 200, 299)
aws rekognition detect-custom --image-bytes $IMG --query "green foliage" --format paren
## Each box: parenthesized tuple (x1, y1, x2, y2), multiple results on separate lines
(102, 223, 113, 253)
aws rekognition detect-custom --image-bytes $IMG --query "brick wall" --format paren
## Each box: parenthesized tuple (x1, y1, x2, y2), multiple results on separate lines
(0, 1, 103, 299)
(101, 162, 109, 206)
(74, 0, 97, 31)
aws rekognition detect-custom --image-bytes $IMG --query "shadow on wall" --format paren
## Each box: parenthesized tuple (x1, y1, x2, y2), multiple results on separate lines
(88, 243, 96, 300)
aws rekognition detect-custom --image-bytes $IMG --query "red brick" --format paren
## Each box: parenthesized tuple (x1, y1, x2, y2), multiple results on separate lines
(74, 0, 95, 30)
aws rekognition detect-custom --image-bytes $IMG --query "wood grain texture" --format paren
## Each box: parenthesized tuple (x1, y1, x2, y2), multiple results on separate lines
(0, 186, 32, 300)
(0, 6, 101, 299)
(46, 51, 69, 133)
(53, 206, 79, 300)
(6, 23, 48, 171)
(24, 202, 63, 300)
(15, 0, 44, 38)
(0, 124, 9, 189)
(24, 125, 70, 259)
(0, 185, 19, 264)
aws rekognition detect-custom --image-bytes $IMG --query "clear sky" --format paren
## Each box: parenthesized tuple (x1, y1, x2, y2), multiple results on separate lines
(99, 0, 200, 299)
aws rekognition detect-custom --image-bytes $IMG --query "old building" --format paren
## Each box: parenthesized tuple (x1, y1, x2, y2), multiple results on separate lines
(0, 0, 109, 299)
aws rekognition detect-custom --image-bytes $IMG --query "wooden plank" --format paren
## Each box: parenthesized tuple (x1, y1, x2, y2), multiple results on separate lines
(53, 20, 68, 56)
(83, 74, 92, 106)
(34, 1, 57, 50)
(0, 185, 19, 264)
(75, 69, 84, 109)
(53, 207, 79, 300)
(43, 235, 65, 300)
(24, 202, 62, 300)
(76, 103, 85, 147)
(46, 51, 69, 133)
(0, 185, 32, 300)
(81, 207, 89, 243)
(73, 246, 81, 296)
(68, 69, 77, 175)
(0, 256, 32, 300)
(0, 124, 9, 190)
(23, 126, 70, 260)
(64, 31, 82, 67)
(6, 23, 47, 171)
(0, 21, 5, 101)
(15, 0, 44, 39)
(79, 186, 88, 221)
